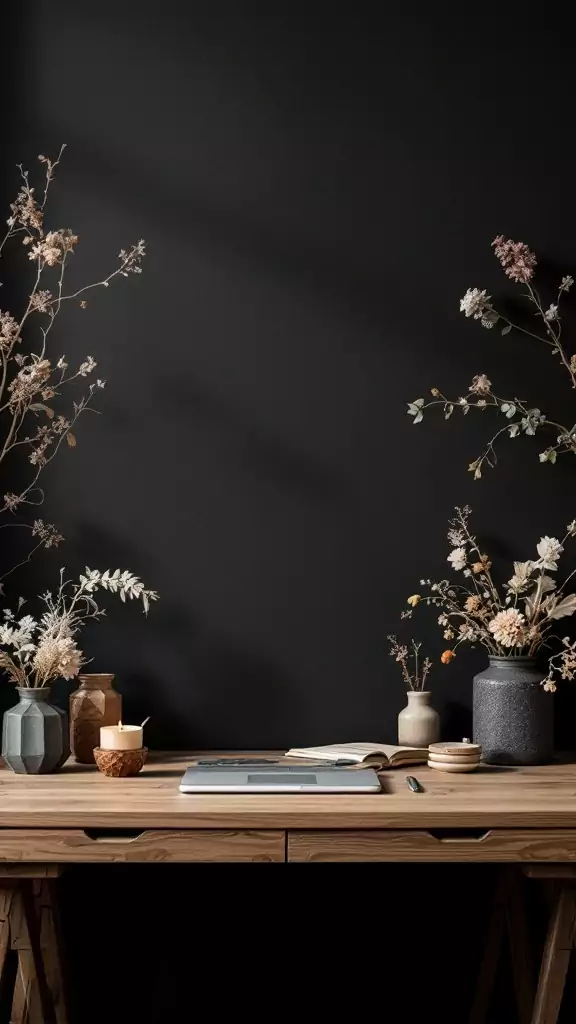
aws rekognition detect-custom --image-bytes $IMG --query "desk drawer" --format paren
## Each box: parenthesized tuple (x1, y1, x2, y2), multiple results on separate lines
(288, 829, 576, 862)
(0, 829, 285, 863)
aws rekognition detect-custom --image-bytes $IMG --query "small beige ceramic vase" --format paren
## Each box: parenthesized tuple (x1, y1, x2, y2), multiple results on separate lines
(398, 691, 440, 747)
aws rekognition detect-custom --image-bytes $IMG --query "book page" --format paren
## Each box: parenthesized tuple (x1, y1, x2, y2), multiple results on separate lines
(285, 742, 428, 763)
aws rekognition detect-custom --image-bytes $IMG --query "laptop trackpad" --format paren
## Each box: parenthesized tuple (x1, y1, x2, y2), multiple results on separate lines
(248, 773, 317, 784)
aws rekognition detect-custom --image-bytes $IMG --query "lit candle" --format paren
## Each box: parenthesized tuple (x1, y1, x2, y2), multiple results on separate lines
(100, 721, 143, 751)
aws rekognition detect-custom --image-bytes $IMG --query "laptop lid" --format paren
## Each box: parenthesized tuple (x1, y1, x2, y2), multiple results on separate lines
(179, 766, 381, 793)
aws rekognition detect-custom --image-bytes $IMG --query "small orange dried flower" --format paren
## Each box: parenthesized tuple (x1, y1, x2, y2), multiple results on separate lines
(441, 649, 456, 664)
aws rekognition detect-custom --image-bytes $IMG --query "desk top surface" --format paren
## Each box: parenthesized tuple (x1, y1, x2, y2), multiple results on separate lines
(1, 753, 576, 829)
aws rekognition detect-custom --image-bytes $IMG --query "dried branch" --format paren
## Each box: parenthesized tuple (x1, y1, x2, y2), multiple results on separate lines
(406, 237, 576, 475)
(0, 147, 145, 575)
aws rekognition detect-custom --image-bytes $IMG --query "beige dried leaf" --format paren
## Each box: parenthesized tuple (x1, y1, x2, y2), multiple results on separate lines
(66, 432, 77, 448)
(29, 403, 54, 419)
(549, 595, 576, 620)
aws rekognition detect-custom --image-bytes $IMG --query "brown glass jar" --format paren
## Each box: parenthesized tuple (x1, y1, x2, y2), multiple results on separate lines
(69, 674, 122, 764)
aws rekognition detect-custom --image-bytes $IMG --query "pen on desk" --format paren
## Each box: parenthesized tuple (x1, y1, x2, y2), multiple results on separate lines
(406, 775, 422, 793)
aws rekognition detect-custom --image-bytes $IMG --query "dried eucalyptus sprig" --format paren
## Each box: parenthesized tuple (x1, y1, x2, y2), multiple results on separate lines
(0, 146, 145, 579)
(406, 236, 576, 476)
(387, 634, 432, 691)
(0, 567, 158, 688)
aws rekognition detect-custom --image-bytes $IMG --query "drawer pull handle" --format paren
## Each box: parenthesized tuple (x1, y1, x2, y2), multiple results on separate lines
(83, 829, 147, 843)
(427, 829, 491, 842)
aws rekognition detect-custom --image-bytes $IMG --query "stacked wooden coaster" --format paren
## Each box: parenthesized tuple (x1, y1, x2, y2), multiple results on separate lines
(428, 741, 482, 773)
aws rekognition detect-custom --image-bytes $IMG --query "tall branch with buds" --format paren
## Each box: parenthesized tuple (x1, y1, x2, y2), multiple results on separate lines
(406, 236, 576, 476)
(0, 146, 145, 579)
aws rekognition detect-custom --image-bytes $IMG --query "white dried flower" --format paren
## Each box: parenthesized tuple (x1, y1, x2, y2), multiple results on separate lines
(447, 547, 467, 571)
(560, 275, 574, 293)
(458, 623, 477, 641)
(488, 609, 526, 647)
(544, 304, 559, 322)
(460, 288, 494, 320)
(469, 374, 492, 396)
(29, 290, 53, 313)
(506, 561, 534, 594)
(535, 536, 564, 571)
(447, 527, 466, 547)
(78, 356, 97, 377)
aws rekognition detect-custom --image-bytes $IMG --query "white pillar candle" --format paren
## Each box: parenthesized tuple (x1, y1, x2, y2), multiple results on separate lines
(100, 722, 143, 750)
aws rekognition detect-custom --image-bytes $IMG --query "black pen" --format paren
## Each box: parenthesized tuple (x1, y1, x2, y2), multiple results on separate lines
(406, 775, 422, 793)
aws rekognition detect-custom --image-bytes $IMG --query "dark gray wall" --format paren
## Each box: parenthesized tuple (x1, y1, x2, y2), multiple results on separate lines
(3, 5, 576, 748)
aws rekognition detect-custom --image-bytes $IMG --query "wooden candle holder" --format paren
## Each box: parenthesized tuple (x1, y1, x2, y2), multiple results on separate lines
(93, 747, 148, 777)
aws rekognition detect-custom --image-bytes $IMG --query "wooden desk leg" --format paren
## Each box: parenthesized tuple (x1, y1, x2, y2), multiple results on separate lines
(0, 883, 16, 980)
(505, 867, 535, 1024)
(0, 877, 68, 1024)
(469, 868, 534, 1024)
(531, 886, 576, 1024)
(469, 872, 507, 1024)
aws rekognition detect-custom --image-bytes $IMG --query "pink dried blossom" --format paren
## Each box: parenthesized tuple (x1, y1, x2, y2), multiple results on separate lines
(492, 235, 537, 284)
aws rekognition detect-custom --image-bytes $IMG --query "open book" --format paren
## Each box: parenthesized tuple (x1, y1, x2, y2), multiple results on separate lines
(284, 742, 429, 768)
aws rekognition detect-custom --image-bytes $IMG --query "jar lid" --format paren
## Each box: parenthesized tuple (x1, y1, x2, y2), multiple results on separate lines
(429, 741, 482, 757)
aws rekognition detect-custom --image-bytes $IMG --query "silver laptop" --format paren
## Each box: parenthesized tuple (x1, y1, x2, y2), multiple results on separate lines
(179, 765, 381, 793)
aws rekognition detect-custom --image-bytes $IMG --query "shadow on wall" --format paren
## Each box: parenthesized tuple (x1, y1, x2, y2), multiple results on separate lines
(0, 6, 39, 575)
(22, 519, 306, 751)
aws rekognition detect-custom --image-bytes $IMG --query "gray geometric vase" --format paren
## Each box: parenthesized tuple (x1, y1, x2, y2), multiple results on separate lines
(2, 687, 70, 774)
(473, 656, 554, 766)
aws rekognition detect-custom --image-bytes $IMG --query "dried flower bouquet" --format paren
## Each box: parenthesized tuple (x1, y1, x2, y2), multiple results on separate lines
(403, 506, 576, 692)
(0, 568, 158, 688)
(407, 236, 576, 477)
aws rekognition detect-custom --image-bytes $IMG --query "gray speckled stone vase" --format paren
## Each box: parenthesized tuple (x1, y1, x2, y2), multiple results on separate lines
(2, 687, 69, 774)
(473, 657, 553, 765)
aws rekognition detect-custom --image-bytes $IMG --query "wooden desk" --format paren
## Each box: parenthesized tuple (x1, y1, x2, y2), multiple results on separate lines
(1, 755, 576, 863)
(2, 755, 576, 1022)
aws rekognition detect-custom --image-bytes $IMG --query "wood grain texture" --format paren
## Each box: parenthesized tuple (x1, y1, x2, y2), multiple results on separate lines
(531, 887, 576, 1024)
(0, 829, 285, 863)
(8, 881, 65, 1024)
(287, 829, 576, 862)
(31, 881, 67, 1023)
(524, 866, 576, 879)
(1, 755, 576, 829)
(0, 881, 67, 1023)
(0, 865, 61, 879)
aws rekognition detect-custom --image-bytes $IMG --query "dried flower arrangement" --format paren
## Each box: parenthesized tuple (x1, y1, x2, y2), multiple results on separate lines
(407, 236, 576, 477)
(0, 146, 145, 579)
(403, 506, 576, 692)
(387, 635, 432, 691)
(0, 146, 157, 697)
(0, 569, 158, 688)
